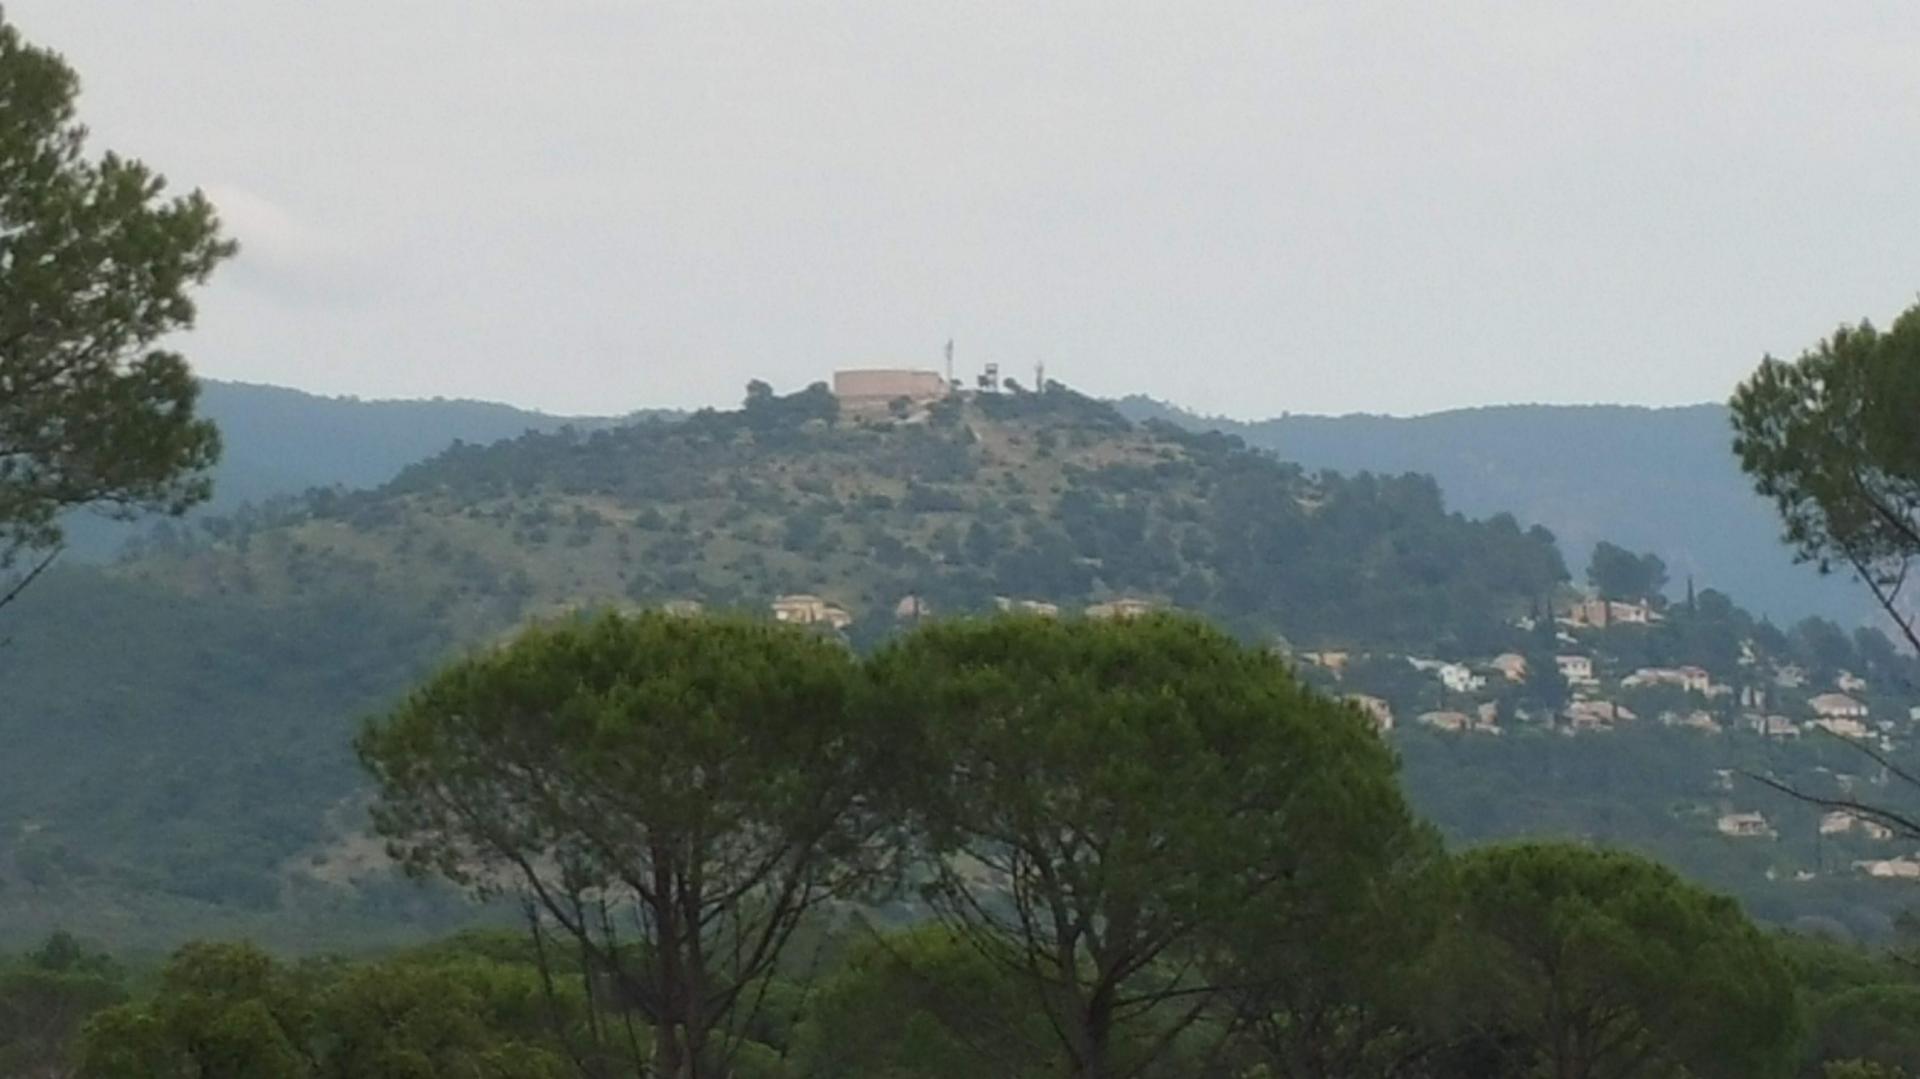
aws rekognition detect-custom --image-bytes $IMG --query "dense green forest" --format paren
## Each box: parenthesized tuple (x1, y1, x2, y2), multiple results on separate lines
(1115, 396, 1868, 625)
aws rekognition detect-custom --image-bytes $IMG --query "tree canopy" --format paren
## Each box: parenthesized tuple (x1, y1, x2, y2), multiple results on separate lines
(1452, 842, 1801, 1079)
(0, 17, 232, 604)
(1732, 303, 1920, 655)
(1586, 541, 1669, 603)
(356, 612, 891, 1078)
(867, 613, 1425, 1079)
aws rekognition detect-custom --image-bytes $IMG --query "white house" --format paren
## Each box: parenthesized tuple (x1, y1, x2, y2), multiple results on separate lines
(1809, 693, 1869, 720)
(1555, 654, 1597, 686)
(1437, 663, 1487, 694)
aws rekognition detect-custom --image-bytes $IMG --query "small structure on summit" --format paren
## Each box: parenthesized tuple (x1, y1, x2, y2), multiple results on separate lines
(831, 369, 950, 415)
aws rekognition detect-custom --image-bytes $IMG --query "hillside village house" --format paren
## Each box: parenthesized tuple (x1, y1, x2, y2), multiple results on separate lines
(1086, 597, 1155, 620)
(894, 594, 932, 620)
(660, 599, 705, 617)
(1665, 710, 1721, 734)
(1560, 597, 1661, 628)
(994, 596, 1060, 617)
(771, 594, 854, 630)
(1822, 812, 1895, 840)
(1623, 666, 1712, 694)
(1437, 662, 1486, 694)
(1854, 856, 1920, 879)
(1810, 693, 1868, 720)
(1811, 716, 1872, 740)
(1555, 654, 1597, 686)
(1490, 653, 1529, 682)
(1717, 812, 1775, 839)
(1416, 710, 1472, 733)
(1300, 650, 1350, 673)
(1838, 671, 1870, 693)
(1565, 699, 1635, 730)
(1749, 715, 1802, 739)
(1345, 694, 1395, 732)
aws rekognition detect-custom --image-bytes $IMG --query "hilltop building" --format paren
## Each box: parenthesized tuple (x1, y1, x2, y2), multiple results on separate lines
(831, 369, 951, 415)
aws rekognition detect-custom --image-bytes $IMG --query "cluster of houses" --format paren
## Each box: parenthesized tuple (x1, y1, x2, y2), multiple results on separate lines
(1713, 807, 1920, 881)
(660, 592, 1163, 633)
(1301, 597, 1914, 746)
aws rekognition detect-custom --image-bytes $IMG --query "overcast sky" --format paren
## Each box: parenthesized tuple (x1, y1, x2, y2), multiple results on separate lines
(12, 2, 1920, 418)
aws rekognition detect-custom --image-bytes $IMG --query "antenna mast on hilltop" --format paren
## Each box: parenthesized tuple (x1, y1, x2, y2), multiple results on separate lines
(944, 339, 954, 386)
(1035, 360, 1046, 394)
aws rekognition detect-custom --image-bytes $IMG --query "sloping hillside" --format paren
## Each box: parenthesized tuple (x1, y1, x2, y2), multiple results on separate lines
(2, 386, 1570, 944)
(1114, 397, 1865, 626)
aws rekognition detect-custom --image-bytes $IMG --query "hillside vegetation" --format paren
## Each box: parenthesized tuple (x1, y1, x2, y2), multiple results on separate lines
(1, 385, 1567, 944)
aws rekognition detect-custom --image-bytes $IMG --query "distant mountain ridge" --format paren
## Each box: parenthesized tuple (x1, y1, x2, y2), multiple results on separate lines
(61, 380, 669, 559)
(1112, 396, 1864, 625)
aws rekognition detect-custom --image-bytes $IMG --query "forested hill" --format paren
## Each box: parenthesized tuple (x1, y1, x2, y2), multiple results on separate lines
(86, 383, 1860, 630)
(1113, 397, 1864, 626)
(1, 385, 1571, 945)
(123, 385, 1569, 654)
